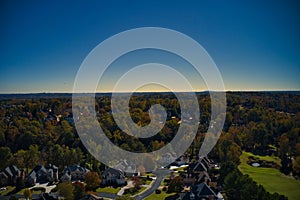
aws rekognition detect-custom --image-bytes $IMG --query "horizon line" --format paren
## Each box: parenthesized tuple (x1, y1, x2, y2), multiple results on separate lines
(0, 89, 300, 95)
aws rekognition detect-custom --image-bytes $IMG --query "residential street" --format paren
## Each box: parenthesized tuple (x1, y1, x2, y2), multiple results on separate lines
(97, 168, 171, 200)
(134, 169, 171, 200)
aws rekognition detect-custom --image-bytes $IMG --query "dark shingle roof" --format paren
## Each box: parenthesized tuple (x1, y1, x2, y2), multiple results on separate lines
(181, 182, 217, 199)
(191, 182, 217, 197)
(5, 165, 20, 177)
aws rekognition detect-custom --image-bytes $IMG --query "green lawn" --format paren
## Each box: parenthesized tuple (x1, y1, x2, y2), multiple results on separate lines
(0, 186, 15, 196)
(145, 179, 153, 185)
(173, 166, 188, 172)
(144, 191, 177, 200)
(96, 187, 120, 194)
(238, 151, 300, 200)
(133, 186, 147, 195)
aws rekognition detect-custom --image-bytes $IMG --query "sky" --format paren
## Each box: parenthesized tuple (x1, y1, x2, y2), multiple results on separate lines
(0, 0, 299, 93)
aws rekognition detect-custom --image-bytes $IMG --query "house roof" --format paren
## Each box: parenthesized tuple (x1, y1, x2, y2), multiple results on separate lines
(199, 157, 211, 169)
(65, 165, 89, 173)
(28, 171, 37, 180)
(181, 182, 217, 199)
(0, 171, 8, 178)
(61, 171, 71, 181)
(191, 182, 217, 197)
(45, 164, 58, 172)
(102, 168, 124, 178)
(27, 164, 52, 180)
(189, 161, 207, 173)
(5, 165, 20, 177)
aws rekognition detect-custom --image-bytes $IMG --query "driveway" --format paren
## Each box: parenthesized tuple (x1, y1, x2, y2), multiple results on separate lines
(134, 169, 171, 200)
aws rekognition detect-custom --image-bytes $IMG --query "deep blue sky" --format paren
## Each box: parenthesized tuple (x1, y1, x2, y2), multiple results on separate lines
(0, 0, 299, 93)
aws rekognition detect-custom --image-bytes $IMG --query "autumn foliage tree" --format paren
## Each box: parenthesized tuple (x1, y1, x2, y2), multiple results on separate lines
(73, 181, 86, 199)
(85, 171, 101, 191)
(131, 176, 142, 190)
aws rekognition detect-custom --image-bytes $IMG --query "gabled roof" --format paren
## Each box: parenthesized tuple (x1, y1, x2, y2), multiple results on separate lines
(45, 164, 58, 172)
(199, 157, 211, 169)
(191, 182, 217, 197)
(27, 164, 48, 180)
(28, 171, 37, 180)
(101, 167, 124, 178)
(189, 161, 207, 173)
(64, 165, 89, 173)
(4, 165, 21, 177)
(0, 171, 8, 178)
(197, 171, 210, 182)
(61, 171, 71, 181)
(181, 182, 217, 200)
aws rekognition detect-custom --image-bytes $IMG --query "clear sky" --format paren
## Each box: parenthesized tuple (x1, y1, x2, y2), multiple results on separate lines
(0, 0, 299, 93)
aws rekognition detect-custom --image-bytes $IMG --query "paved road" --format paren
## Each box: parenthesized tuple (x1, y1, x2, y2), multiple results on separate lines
(98, 192, 119, 199)
(134, 169, 171, 200)
(0, 194, 41, 200)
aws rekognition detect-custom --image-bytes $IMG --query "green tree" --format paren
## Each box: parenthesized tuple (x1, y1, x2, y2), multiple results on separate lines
(279, 134, 292, 174)
(0, 146, 12, 169)
(24, 145, 40, 174)
(293, 156, 300, 176)
(167, 176, 183, 194)
(16, 177, 25, 190)
(57, 182, 74, 200)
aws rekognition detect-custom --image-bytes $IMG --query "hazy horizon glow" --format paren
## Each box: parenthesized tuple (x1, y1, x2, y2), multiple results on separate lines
(0, 1, 299, 93)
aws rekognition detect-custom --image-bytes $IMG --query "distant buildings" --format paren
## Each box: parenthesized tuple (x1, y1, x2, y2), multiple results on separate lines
(101, 167, 126, 186)
(180, 157, 223, 200)
(0, 165, 25, 186)
(180, 182, 218, 200)
(60, 165, 89, 182)
(26, 164, 58, 186)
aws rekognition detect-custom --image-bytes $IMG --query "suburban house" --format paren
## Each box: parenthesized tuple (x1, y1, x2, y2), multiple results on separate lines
(45, 164, 59, 182)
(101, 167, 126, 186)
(183, 170, 211, 186)
(60, 165, 89, 182)
(188, 160, 208, 173)
(182, 158, 213, 186)
(0, 165, 24, 186)
(199, 157, 213, 170)
(26, 164, 58, 186)
(180, 182, 218, 200)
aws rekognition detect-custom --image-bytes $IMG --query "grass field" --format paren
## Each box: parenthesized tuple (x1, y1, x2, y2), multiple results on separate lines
(96, 187, 120, 194)
(144, 191, 177, 200)
(0, 186, 15, 196)
(238, 151, 300, 200)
